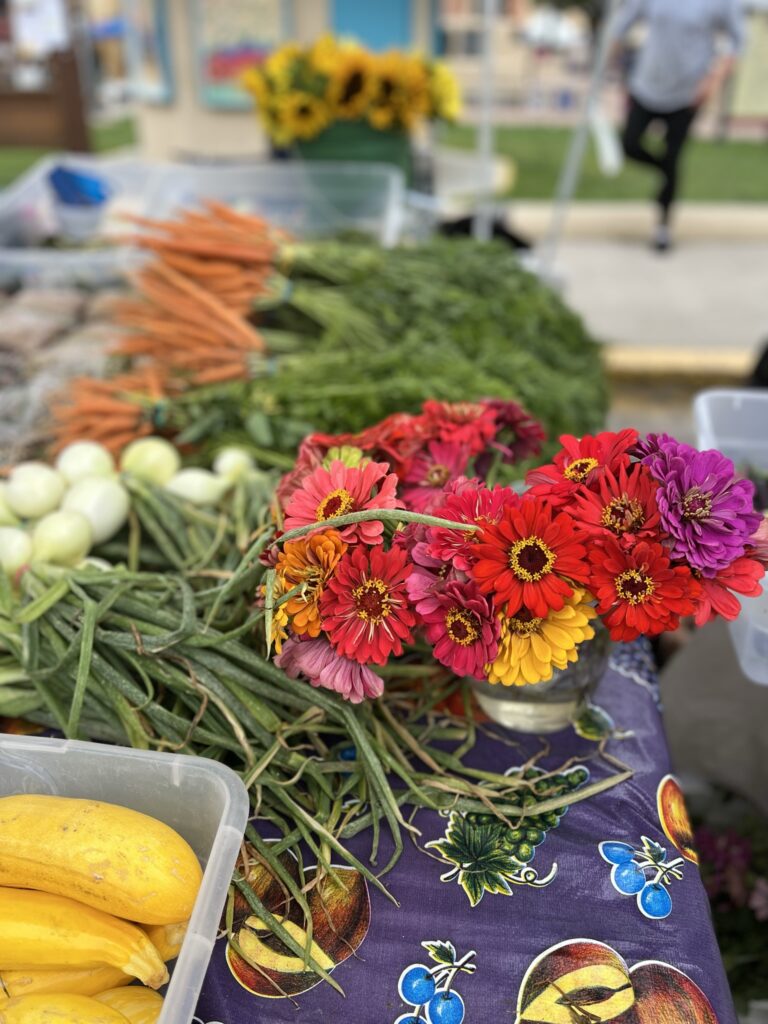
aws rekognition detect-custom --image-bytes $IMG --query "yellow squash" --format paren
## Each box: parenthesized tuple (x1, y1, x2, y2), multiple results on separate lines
(0, 993, 130, 1023)
(0, 888, 168, 990)
(95, 988, 163, 1024)
(0, 795, 202, 925)
(0, 922, 186, 1001)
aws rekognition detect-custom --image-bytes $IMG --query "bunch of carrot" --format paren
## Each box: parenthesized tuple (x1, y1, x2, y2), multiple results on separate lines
(50, 367, 171, 457)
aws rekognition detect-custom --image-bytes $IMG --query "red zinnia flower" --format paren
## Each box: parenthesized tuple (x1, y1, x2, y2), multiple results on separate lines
(428, 482, 520, 572)
(470, 496, 590, 617)
(320, 545, 416, 664)
(572, 463, 663, 550)
(283, 459, 401, 546)
(419, 579, 501, 680)
(475, 398, 546, 476)
(421, 400, 497, 455)
(693, 556, 764, 626)
(401, 441, 471, 513)
(589, 538, 701, 642)
(526, 428, 639, 507)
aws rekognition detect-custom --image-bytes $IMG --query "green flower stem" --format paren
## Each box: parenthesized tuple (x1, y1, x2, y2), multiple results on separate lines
(277, 507, 478, 545)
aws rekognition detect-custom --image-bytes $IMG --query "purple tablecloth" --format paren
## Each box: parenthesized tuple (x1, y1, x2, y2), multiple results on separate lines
(195, 642, 735, 1024)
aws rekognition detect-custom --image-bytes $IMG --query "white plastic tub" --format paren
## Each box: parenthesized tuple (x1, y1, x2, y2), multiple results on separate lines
(0, 734, 249, 1023)
(694, 388, 768, 684)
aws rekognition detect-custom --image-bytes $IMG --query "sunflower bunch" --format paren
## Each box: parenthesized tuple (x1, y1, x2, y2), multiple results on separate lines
(242, 34, 461, 145)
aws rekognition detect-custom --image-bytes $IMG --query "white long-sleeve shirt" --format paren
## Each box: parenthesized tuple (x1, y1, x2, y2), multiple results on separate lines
(612, 0, 746, 112)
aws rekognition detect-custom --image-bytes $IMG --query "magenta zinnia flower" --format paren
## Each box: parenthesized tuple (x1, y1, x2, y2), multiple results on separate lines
(275, 635, 384, 703)
(419, 579, 500, 679)
(644, 439, 762, 574)
(427, 482, 520, 572)
(400, 441, 471, 513)
(475, 398, 546, 477)
(283, 459, 401, 546)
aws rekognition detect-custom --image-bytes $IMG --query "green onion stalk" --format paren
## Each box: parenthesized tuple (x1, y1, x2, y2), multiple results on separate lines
(0, 506, 631, 987)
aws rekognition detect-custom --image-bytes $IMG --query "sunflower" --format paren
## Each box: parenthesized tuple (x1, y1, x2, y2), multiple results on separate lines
(368, 52, 410, 131)
(430, 60, 462, 121)
(326, 47, 376, 120)
(264, 42, 302, 90)
(486, 589, 597, 687)
(309, 33, 340, 77)
(275, 529, 347, 637)
(278, 91, 330, 141)
(241, 67, 271, 109)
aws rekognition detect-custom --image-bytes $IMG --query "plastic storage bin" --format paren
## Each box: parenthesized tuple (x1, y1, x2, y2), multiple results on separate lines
(0, 734, 249, 1024)
(694, 388, 768, 684)
(146, 160, 406, 247)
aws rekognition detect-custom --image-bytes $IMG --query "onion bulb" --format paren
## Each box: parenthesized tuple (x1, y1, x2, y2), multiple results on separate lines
(6, 463, 65, 519)
(56, 441, 115, 484)
(0, 528, 32, 574)
(121, 437, 180, 486)
(165, 469, 230, 507)
(32, 510, 92, 566)
(213, 447, 255, 481)
(62, 477, 130, 545)
(0, 483, 20, 527)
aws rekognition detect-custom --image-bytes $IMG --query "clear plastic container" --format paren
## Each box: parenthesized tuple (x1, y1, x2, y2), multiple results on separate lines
(145, 160, 406, 247)
(0, 734, 249, 1024)
(694, 388, 768, 684)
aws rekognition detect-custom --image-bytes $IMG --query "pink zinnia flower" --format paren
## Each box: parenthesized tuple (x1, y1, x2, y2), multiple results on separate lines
(320, 545, 416, 664)
(400, 441, 471, 513)
(692, 556, 764, 626)
(419, 579, 500, 679)
(748, 514, 768, 567)
(475, 398, 546, 476)
(283, 459, 401, 546)
(421, 400, 497, 455)
(275, 635, 383, 703)
(276, 436, 326, 510)
(428, 482, 520, 572)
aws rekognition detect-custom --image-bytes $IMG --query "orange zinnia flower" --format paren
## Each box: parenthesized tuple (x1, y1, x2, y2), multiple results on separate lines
(276, 529, 347, 637)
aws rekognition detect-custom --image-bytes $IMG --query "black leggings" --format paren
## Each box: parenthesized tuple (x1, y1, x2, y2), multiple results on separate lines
(621, 96, 697, 222)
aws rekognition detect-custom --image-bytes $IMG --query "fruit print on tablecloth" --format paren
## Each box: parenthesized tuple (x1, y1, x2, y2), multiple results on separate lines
(224, 845, 370, 999)
(395, 940, 476, 1024)
(514, 938, 719, 1023)
(426, 764, 590, 906)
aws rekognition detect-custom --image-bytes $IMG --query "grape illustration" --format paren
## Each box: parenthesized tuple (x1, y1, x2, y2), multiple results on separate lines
(600, 841, 635, 865)
(639, 882, 673, 919)
(613, 861, 647, 895)
(399, 964, 437, 1005)
(427, 989, 465, 1024)
(395, 1017, 422, 1024)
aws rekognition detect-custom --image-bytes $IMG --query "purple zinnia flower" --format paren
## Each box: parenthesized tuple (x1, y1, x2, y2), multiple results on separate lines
(644, 439, 762, 574)
(632, 432, 678, 461)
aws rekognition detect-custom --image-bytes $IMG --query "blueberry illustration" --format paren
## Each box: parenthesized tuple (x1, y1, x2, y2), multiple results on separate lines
(612, 861, 646, 895)
(428, 989, 465, 1024)
(399, 965, 437, 1006)
(600, 841, 636, 865)
(639, 882, 673, 919)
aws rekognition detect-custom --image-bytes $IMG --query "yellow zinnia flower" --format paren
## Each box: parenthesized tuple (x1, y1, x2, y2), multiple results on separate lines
(486, 589, 597, 687)
(326, 47, 376, 119)
(278, 91, 330, 140)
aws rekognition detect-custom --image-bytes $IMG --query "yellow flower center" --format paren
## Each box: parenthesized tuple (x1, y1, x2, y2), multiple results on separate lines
(425, 463, 451, 487)
(682, 487, 713, 520)
(445, 608, 479, 647)
(507, 609, 543, 637)
(601, 495, 645, 534)
(353, 578, 391, 624)
(563, 456, 599, 482)
(508, 536, 556, 582)
(614, 569, 655, 605)
(316, 488, 354, 522)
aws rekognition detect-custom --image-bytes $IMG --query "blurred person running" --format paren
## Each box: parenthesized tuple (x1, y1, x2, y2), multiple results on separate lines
(612, 0, 745, 251)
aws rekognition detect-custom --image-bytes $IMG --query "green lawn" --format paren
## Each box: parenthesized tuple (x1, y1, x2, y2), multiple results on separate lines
(440, 124, 768, 202)
(0, 117, 136, 189)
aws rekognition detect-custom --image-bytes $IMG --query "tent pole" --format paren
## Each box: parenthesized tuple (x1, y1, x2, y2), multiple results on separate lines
(537, 0, 622, 273)
(473, 0, 496, 241)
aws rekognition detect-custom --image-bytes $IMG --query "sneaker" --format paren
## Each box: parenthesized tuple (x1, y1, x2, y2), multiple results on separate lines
(653, 223, 672, 252)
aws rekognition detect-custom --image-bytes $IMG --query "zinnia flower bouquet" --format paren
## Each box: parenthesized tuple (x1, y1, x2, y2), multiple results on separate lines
(242, 35, 460, 146)
(268, 408, 768, 700)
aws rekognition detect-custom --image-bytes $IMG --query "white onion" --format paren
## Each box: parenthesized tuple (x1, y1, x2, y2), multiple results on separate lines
(213, 447, 255, 481)
(0, 483, 20, 527)
(121, 437, 180, 486)
(0, 528, 32, 574)
(62, 477, 130, 545)
(6, 463, 66, 519)
(32, 510, 92, 566)
(56, 441, 115, 484)
(165, 469, 230, 507)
